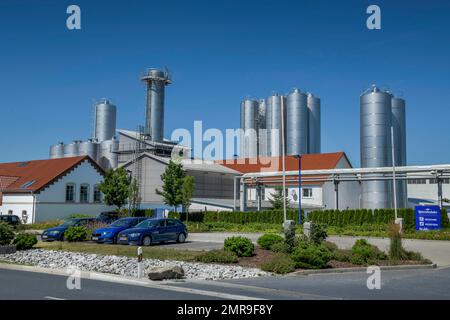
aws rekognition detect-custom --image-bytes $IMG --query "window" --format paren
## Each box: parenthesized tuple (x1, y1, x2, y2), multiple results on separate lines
(20, 180, 36, 188)
(8, 210, 13, 215)
(93, 185, 102, 203)
(407, 179, 427, 185)
(80, 184, 90, 203)
(302, 188, 313, 198)
(429, 179, 437, 184)
(444, 179, 450, 184)
(66, 184, 75, 202)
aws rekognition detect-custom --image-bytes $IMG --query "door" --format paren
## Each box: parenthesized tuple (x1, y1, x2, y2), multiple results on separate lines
(152, 219, 168, 242)
(165, 219, 179, 241)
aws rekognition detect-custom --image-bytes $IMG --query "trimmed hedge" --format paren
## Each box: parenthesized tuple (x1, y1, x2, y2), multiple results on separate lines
(307, 208, 449, 231)
(169, 210, 305, 224)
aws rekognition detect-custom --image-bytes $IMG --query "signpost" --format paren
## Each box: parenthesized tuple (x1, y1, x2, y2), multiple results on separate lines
(415, 205, 441, 231)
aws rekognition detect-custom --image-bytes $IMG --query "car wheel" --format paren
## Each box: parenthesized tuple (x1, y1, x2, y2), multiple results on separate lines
(113, 235, 118, 244)
(177, 233, 186, 243)
(142, 236, 152, 246)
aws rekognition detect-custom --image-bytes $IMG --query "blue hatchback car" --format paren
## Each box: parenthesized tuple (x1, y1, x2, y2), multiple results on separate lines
(91, 217, 148, 244)
(117, 218, 188, 246)
(41, 218, 96, 241)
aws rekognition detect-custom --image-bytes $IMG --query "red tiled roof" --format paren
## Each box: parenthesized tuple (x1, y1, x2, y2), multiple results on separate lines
(216, 152, 350, 173)
(0, 156, 104, 193)
(216, 152, 351, 187)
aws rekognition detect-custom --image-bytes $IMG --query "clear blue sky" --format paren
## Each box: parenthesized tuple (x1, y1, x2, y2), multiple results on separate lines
(0, 0, 449, 166)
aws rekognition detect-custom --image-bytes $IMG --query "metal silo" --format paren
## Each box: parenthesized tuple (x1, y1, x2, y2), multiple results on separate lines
(307, 93, 321, 154)
(392, 96, 407, 208)
(94, 99, 117, 143)
(141, 68, 171, 142)
(242, 99, 258, 158)
(78, 139, 98, 161)
(286, 89, 308, 156)
(266, 94, 285, 157)
(50, 142, 64, 159)
(99, 137, 119, 169)
(239, 100, 245, 158)
(360, 86, 393, 209)
(258, 99, 267, 157)
(64, 140, 81, 157)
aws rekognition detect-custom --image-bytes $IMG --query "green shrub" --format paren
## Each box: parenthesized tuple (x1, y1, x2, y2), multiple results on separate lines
(12, 233, 37, 250)
(270, 241, 291, 254)
(195, 249, 238, 263)
(283, 223, 297, 252)
(310, 222, 328, 244)
(65, 214, 95, 220)
(290, 242, 331, 269)
(65, 226, 87, 242)
(257, 234, 284, 250)
(0, 222, 15, 245)
(224, 236, 254, 257)
(332, 249, 352, 262)
(323, 241, 338, 252)
(261, 254, 296, 274)
(350, 239, 386, 265)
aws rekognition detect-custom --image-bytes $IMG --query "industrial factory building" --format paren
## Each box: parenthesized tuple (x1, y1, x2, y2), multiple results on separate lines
(240, 89, 321, 158)
(0, 156, 113, 223)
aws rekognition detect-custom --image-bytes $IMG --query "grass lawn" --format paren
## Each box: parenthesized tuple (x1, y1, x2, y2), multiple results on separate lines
(36, 241, 203, 262)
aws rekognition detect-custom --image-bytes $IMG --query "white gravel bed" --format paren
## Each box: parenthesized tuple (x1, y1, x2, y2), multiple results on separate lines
(1, 249, 269, 280)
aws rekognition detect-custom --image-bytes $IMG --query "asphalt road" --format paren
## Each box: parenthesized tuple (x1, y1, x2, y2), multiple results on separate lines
(1, 266, 450, 300)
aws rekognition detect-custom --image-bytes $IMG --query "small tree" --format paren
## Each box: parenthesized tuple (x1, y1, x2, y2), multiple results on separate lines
(156, 160, 186, 212)
(99, 167, 130, 211)
(181, 176, 195, 221)
(128, 178, 141, 215)
(269, 186, 290, 209)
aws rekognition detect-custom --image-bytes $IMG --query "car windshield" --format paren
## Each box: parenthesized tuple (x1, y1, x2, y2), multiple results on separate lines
(110, 219, 132, 227)
(60, 219, 78, 227)
(135, 219, 158, 228)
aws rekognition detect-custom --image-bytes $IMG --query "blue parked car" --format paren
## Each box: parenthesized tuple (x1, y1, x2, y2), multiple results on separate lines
(117, 218, 188, 246)
(91, 217, 148, 244)
(41, 218, 96, 241)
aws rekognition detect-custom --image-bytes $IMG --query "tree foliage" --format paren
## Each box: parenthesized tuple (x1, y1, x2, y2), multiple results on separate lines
(99, 167, 130, 210)
(181, 175, 195, 213)
(156, 160, 186, 210)
(269, 186, 290, 209)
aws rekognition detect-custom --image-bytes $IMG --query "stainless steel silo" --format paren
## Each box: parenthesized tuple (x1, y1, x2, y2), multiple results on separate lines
(99, 137, 119, 169)
(307, 93, 321, 154)
(239, 100, 245, 158)
(49, 142, 64, 159)
(286, 89, 308, 156)
(266, 94, 285, 157)
(258, 99, 267, 157)
(392, 97, 407, 208)
(94, 99, 117, 143)
(141, 68, 171, 142)
(242, 99, 258, 158)
(64, 140, 81, 157)
(78, 139, 99, 161)
(360, 86, 393, 209)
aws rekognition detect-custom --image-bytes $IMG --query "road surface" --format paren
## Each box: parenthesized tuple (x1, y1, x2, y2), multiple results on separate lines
(1, 265, 450, 300)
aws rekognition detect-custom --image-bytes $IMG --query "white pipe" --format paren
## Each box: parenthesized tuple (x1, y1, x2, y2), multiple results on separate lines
(391, 126, 398, 220)
(281, 98, 287, 223)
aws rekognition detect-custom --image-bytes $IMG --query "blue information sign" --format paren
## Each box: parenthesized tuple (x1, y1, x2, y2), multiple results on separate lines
(415, 206, 441, 231)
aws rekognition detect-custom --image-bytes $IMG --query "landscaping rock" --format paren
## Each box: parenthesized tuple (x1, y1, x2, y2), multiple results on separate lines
(148, 266, 185, 280)
(0, 245, 16, 254)
(0, 249, 269, 280)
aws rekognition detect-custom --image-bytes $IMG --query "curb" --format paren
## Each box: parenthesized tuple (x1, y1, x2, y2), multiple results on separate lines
(287, 263, 437, 276)
(0, 262, 264, 300)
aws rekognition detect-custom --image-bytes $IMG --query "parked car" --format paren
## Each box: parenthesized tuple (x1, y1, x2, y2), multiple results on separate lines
(41, 218, 97, 241)
(0, 215, 22, 227)
(91, 217, 148, 244)
(117, 218, 188, 246)
(96, 211, 121, 224)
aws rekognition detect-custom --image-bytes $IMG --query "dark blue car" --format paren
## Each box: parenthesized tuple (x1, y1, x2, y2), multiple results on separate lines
(41, 218, 96, 241)
(117, 218, 188, 246)
(91, 217, 148, 244)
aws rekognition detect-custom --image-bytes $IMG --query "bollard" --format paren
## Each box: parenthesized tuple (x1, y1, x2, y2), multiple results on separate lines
(395, 218, 404, 233)
(303, 222, 311, 239)
(137, 246, 143, 279)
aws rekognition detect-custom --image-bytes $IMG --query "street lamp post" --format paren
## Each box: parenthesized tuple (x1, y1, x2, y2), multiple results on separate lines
(294, 154, 302, 224)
